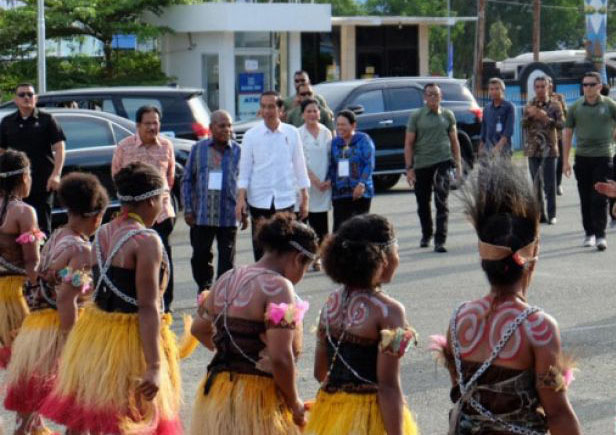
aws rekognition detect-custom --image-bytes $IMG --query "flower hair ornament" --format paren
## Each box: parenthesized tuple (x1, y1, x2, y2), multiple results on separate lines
(0, 167, 28, 178)
(116, 187, 168, 203)
(478, 238, 539, 267)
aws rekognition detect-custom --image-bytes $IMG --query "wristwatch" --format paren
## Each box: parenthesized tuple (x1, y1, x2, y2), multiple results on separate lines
(406, 164, 414, 170)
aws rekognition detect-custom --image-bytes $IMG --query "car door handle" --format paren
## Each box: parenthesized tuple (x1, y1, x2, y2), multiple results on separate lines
(378, 120, 393, 125)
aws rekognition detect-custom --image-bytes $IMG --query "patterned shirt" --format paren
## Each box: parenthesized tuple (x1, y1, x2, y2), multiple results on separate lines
(112, 133, 175, 222)
(327, 131, 375, 200)
(182, 139, 241, 227)
(522, 97, 564, 158)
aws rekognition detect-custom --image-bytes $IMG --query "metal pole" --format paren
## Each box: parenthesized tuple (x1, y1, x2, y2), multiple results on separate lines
(37, 0, 46, 93)
(447, 0, 452, 77)
(532, 0, 540, 62)
(474, 0, 486, 96)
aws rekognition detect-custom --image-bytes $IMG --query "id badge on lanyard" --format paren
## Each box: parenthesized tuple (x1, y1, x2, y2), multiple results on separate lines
(208, 171, 223, 191)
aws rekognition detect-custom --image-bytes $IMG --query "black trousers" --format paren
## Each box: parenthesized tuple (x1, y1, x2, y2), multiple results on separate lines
(249, 203, 294, 261)
(332, 197, 371, 232)
(152, 218, 174, 312)
(528, 156, 557, 220)
(25, 190, 53, 236)
(189, 225, 237, 292)
(610, 154, 616, 220)
(556, 138, 564, 188)
(308, 211, 329, 244)
(573, 155, 613, 238)
(414, 160, 450, 245)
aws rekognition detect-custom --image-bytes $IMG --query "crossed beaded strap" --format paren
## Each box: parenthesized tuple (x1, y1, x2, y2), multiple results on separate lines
(93, 228, 170, 311)
(213, 268, 282, 366)
(449, 302, 543, 435)
(322, 287, 378, 387)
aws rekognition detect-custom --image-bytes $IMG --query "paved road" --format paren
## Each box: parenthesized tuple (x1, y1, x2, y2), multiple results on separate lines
(3, 171, 616, 434)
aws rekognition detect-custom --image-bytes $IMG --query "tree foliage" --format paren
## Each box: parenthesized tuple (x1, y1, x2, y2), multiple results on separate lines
(0, 0, 189, 77)
(486, 20, 512, 61)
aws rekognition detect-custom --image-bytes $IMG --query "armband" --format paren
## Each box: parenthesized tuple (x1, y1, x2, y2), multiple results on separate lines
(57, 267, 92, 293)
(379, 326, 417, 357)
(265, 300, 309, 329)
(16, 229, 46, 245)
(536, 365, 575, 392)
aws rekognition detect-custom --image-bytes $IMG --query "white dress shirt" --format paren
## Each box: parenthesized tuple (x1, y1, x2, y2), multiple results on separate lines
(238, 120, 310, 209)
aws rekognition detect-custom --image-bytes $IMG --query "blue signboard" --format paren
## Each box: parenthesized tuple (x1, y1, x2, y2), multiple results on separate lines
(238, 73, 264, 94)
(238, 73, 265, 120)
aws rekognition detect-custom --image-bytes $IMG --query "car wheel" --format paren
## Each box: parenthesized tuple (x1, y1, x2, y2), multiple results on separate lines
(373, 174, 401, 191)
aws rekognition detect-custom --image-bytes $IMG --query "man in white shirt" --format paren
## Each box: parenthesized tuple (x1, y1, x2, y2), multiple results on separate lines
(236, 91, 310, 260)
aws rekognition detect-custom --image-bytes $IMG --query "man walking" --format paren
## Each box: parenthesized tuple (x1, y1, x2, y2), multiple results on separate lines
(523, 76, 564, 225)
(479, 77, 515, 157)
(405, 83, 462, 253)
(112, 105, 177, 308)
(0, 83, 65, 235)
(182, 110, 242, 292)
(563, 71, 616, 251)
(547, 77, 568, 196)
(236, 91, 310, 260)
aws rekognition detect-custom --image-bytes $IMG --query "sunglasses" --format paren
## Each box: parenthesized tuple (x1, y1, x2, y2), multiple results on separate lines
(300, 92, 312, 97)
(295, 79, 307, 84)
(582, 82, 599, 87)
(17, 92, 34, 98)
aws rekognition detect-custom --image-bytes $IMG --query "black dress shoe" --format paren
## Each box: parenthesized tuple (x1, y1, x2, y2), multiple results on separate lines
(420, 236, 431, 248)
(434, 244, 448, 253)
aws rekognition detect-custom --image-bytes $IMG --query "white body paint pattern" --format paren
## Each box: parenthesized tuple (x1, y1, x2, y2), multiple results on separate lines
(322, 287, 389, 329)
(212, 267, 284, 309)
(456, 298, 554, 360)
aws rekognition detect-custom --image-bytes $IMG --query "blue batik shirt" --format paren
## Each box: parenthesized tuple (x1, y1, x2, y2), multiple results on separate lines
(181, 139, 241, 227)
(328, 131, 375, 200)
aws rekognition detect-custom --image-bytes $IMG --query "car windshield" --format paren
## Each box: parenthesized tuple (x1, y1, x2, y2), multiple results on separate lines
(312, 82, 362, 111)
(437, 82, 476, 103)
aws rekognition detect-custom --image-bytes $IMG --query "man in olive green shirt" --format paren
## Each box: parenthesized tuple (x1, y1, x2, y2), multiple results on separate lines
(563, 71, 616, 251)
(284, 70, 330, 113)
(286, 83, 334, 132)
(404, 83, 462, 252)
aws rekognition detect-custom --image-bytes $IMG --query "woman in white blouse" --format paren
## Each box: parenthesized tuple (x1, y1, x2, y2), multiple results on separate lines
(299, 98, 332, 271)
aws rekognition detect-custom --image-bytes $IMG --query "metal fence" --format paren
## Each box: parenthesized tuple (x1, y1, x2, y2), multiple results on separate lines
(475, 83, 584, 151)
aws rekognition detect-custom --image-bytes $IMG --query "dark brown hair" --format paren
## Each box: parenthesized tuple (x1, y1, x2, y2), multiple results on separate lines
(256, 213, 318, 264)
(321, 214, 395, 288)
(58, 172, 109, 216)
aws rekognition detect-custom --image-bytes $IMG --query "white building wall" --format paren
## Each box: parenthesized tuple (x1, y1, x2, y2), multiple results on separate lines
(162, 31, 236, 116)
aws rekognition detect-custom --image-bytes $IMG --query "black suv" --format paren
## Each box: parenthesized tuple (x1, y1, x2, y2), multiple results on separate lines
(0, 108, 194, 227)
(311, 77, 483, 190)
(0, 86, 211, 141)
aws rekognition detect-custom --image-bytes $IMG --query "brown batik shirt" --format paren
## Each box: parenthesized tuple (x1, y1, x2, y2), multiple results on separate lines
(522, 96, 564, 158)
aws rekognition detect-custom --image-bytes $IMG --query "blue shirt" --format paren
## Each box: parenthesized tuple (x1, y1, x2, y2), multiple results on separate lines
(328, 131, 375, 200)
(181, 139, 241, 227)
(480, 100, 515, 152)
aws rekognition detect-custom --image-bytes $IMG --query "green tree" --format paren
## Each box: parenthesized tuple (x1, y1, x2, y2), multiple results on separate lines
(486, 20, 512, 61)
(0, 0, 189, 78)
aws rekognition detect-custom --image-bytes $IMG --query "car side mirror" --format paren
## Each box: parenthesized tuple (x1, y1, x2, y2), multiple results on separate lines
(347, 105, 365, 115)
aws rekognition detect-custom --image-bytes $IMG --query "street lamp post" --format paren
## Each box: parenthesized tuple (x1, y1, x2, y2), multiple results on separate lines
(37, 0, 46, 93)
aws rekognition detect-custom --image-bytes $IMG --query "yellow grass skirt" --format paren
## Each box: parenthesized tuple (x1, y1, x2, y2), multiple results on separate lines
(190, 371, 300, 435)
(40, 305, 182, 434)
(4, 308, 63, 413)
(0, 275, 29, 368)
(304, 389, 419, 435)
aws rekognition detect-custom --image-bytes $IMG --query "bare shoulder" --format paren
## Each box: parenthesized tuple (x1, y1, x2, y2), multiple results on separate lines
(524, 309, 560, 348)
(374, 291, 406, 328)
